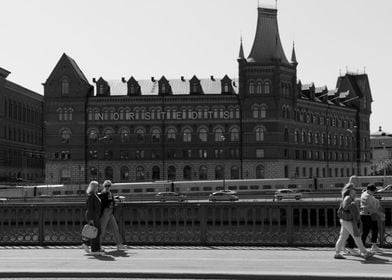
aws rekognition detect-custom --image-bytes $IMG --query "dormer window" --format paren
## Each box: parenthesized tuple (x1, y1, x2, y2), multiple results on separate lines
(62, 79, 69, 95)
(129, 84, 135, 95)
(161, 83, 166, 94)
(223, 83, 229, 93)
(192, 83, 198, 93)
(99, 84, 104, 95)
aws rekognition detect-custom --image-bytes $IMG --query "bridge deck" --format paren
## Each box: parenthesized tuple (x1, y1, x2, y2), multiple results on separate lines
(0, 246, 391, 279)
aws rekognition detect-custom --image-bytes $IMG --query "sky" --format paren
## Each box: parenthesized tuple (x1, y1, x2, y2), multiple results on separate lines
(1, 0, 392, 133)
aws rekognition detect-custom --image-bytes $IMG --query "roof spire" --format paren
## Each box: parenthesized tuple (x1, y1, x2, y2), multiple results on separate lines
(238, 37, 245, 60)
(247, 6, 289, 64)
(291, 41, 298, 66)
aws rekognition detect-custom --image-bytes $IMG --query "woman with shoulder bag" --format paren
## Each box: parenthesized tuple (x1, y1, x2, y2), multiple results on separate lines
(82, 180, 103, 255)
(334, 183, 374, 260)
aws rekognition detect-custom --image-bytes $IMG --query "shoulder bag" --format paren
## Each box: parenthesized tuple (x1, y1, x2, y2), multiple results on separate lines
(81, 224, 98, 239)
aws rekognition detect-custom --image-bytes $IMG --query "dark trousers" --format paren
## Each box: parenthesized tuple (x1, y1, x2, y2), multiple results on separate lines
(90, 219, 101, 252)
(361, 215, 378, 246)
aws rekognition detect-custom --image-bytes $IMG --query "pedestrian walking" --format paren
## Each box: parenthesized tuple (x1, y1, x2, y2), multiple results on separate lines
(360, 184, 384, 253)
(82, 180, 104, 255)
(334, 183, 374, 260)
(98, 180, 126, 251)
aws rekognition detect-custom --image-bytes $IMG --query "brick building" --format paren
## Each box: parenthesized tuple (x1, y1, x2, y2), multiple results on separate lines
(0, 67, 44, 183)
(43, 6, 373, 184)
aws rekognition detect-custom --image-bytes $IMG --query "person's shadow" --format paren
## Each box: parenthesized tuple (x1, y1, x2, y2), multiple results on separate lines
(105, 249, 130, 258)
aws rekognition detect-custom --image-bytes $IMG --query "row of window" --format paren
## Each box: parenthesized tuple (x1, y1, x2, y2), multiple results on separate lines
(86, 106, 240, 122)
(293, 130, 368, 148)
(57, 107, 73, 121)
(2, 149, 44, 168)
(294, 166, 368, 178)
(2, 125, 42, 145)
(82, 164, 266, 181)
(294, 108, 357, 129)
(3, 97, 42, 125)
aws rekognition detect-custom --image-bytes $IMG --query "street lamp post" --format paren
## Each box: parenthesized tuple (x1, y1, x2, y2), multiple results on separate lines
(221, 135, 226, 190)
(346, 129, 354, 175)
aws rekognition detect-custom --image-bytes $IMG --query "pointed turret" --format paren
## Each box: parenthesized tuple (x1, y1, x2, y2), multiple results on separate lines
(247, 7, 289, 64)
(291, 42, 298, 66)
(238, 38, 245, 60)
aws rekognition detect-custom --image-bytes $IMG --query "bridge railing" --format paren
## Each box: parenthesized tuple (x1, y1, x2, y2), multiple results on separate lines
(0, 201, 391, 247)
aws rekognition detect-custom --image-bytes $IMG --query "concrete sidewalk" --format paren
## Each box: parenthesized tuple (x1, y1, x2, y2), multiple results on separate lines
(0, 246, 391, 279)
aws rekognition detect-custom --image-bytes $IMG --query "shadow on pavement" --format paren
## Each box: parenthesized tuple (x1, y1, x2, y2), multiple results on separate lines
(105, 250, 130, 258)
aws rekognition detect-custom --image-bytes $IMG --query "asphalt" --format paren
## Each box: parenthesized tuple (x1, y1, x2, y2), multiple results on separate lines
(0, 246, 391, 279)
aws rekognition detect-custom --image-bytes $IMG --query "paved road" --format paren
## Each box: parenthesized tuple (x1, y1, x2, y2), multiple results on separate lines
(0, 246, 391, 279)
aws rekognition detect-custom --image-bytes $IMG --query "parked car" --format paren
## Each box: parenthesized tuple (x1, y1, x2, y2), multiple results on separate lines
(209, 191, 239, 202)
(274, 189, 302, 201)
(155, 192, 187, 202)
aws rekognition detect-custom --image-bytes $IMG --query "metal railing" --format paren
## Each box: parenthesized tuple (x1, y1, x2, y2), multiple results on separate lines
(0, 201, 391, 247)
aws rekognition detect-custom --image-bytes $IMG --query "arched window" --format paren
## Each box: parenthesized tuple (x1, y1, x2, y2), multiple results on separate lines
(120, 128, 130, 143)
(60, 128, 71, 143)
(104, 166, 113, 180)
(301, 131, 306, 143)
(136, 166, 145, 181)
(58, 108, 63, 121)
(152, 128, 160, 143)
(230, 127, 239, 141)
(152, 166, 160, 180)
(168, 166, 176, 180)
(88, 129, 98, 142)
(120, 166, 129, 181)
(199, 128, 208, 142)
(135, 128, 145, 143)
(62, 79, 69, 95)
(249, 82, 255, 94)
(256, 165, 265, 179)
(284, 128, 289, 142)
(199, 166, 208, 180)
(264, 81, 270, 94)
(223, 83, 229, 93)
(167, 128, 176, 142)
(252, 106, 259, 118)
(104, 128, 114, 143)
(294, 130, 299, 143)
(256, 82, 262, 94)
(183, 128, 192, 142)
(214, 128, 224, 142)
(183, 166, 192, 180)
(308, 131, 312, 144)
(315, 132, 319, 145)
(215, 165, 224, 179)
(260, 106, 267, 118)
(230, 166, 239, 179)
(255, 127, 264, 142)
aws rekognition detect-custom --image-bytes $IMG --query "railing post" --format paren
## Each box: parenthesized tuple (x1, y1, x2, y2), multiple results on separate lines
(286, 205, 293, 245)
(199, 204, 207, 245)
(38, 206, 44, 246)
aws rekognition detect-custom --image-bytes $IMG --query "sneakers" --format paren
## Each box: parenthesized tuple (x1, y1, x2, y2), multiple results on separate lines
(361, 251, 375, 260)
(346, 248, 361, 256)
(82, 243, 90, 253)
(334, 253, 346, 259)
(117, 244, 127, 251)
(371, 244, 383, 254)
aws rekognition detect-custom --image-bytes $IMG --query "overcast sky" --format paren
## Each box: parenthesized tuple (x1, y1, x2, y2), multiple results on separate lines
(1, 0, 391, 133)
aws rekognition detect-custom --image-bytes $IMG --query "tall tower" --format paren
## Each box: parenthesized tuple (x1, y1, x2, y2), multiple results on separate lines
(238, 6, 297, 178)
(43, 53, 93, 185)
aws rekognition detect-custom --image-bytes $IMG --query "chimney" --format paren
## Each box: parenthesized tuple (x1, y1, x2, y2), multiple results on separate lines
(121, 77, 126, 83)
(151, 77, 155, 82)
(92, 78, 97, 83)
(181, 76, 185, 82)
(210, 75, 215, 81)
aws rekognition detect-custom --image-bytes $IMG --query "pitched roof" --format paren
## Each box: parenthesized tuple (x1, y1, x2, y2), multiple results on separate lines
(63, 54, 89, 84)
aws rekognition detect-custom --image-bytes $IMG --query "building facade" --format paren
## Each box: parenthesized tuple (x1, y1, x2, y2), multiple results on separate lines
(370, 126, 392, 175)
(43, 7, 373, 184)
(0, 67, 44, 183)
